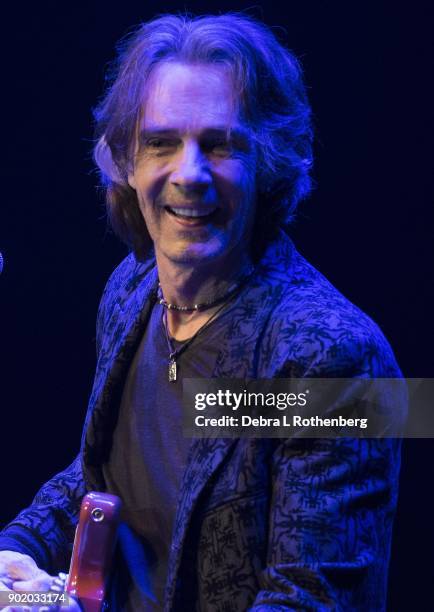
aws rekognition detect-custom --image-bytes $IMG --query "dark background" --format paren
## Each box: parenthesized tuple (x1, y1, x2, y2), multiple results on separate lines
(1, 1, 433, 609)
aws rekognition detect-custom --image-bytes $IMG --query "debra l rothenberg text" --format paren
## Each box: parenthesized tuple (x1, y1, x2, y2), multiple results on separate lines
(195, 414, 369, 429)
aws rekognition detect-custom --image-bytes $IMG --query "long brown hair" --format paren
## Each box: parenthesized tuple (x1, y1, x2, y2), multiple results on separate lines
(93, 13, 313, 260)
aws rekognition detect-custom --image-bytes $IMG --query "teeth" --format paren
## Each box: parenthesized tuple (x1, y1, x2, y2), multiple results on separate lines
(168, 207, 216, 218)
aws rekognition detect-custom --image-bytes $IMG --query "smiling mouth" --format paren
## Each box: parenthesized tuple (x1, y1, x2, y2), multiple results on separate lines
(164, 206, 218, 222)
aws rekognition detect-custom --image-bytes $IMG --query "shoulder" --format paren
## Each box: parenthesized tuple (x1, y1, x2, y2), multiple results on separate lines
(260, 242, 401, 377)
(101, 252, 155, 299)
(95, 251, 155, 350)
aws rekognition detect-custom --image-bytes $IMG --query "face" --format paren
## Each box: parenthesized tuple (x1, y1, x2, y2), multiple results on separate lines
(128, 62, 257, 269)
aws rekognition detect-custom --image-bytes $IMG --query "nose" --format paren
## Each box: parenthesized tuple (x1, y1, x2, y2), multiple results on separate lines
(170, 141, 212, 193)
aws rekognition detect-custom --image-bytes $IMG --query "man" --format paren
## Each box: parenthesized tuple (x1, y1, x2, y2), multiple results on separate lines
(0, 13, 401, 611)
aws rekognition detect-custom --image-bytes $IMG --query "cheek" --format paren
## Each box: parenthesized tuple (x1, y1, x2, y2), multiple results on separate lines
(134, 159, 167, 200)
(135, 185, 159, 231)
(218, 160, 256, 206)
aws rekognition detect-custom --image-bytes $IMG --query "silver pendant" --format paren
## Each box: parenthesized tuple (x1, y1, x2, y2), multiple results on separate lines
(168, 358, 177, 382)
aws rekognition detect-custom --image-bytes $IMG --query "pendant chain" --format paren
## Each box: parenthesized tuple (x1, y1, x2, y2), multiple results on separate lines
(162, 298, 231, 382)
(161, 267, 255, 382)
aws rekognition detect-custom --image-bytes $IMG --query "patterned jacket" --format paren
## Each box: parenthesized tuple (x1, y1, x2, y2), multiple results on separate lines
(0, 232, 402, 611)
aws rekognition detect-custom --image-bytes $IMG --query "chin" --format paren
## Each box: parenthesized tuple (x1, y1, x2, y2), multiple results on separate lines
(165, 239, 226, 265)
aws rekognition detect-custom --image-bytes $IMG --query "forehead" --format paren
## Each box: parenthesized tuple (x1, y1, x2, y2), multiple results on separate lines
(141, 62, 240, 131)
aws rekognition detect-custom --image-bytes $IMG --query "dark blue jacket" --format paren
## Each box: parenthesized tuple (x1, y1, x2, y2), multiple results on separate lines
(0, 232, 402, 611)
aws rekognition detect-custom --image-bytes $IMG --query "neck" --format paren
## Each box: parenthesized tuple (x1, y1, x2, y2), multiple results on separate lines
(157, 252, 252, 307)
(156, 249, 253, 340)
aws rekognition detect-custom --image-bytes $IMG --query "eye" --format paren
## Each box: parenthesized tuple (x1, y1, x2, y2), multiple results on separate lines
(143, 137, 178, 153)
(203, 139, 232, 157)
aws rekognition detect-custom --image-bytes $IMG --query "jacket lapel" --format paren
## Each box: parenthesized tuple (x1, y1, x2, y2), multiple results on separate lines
(82, 262, 159, 490)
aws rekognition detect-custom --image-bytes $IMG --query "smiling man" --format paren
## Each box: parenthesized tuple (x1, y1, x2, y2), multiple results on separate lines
(128, 61, 257, 342)
(0, 13, 402, 611)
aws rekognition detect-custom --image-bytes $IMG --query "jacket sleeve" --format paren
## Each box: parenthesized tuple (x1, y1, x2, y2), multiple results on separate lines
(0, 456, 86, 573)
(249, 333, 403, 611)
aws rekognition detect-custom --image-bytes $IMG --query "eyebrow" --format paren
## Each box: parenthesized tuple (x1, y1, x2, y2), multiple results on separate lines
(138, 126, 251, 148)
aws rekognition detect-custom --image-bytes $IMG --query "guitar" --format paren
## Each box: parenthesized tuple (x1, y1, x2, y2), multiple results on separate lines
(65, 492, 122, 612)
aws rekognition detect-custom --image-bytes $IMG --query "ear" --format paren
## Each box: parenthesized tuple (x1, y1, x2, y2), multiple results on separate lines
(128, 172, 137, 190)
